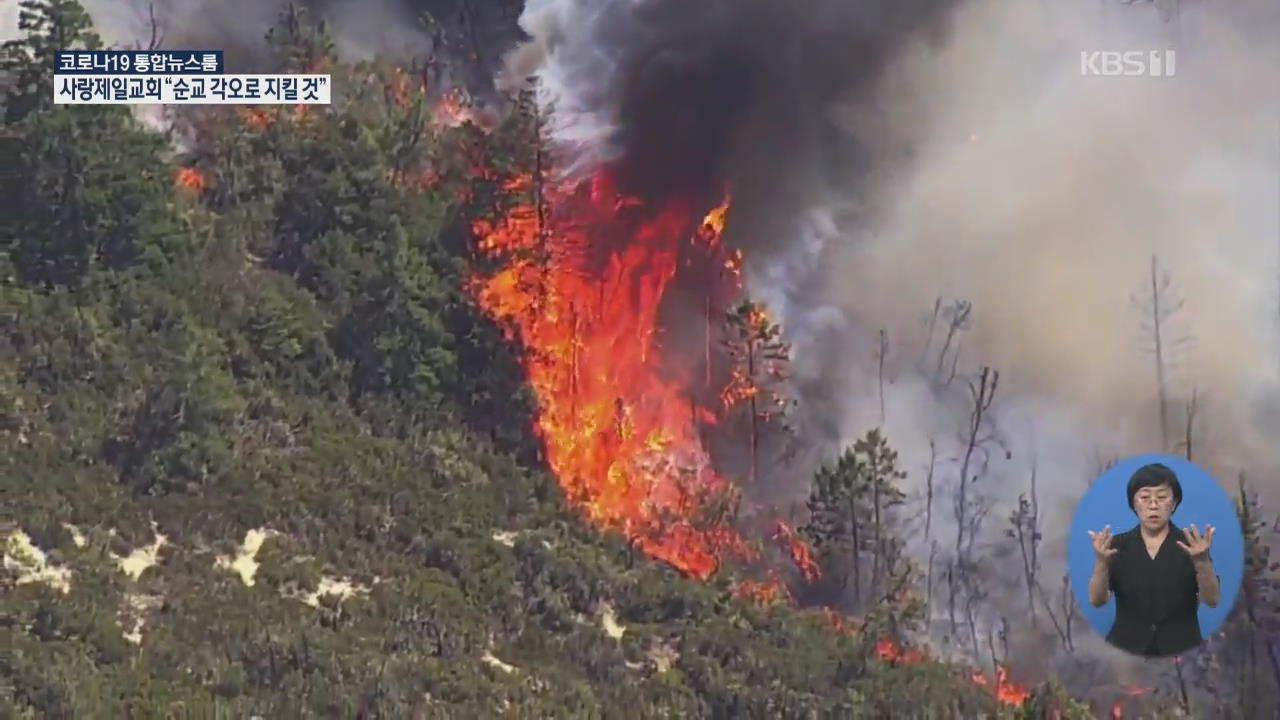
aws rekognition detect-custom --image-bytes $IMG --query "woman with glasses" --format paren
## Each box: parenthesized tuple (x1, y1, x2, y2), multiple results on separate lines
(1084, 462, 1221, 657)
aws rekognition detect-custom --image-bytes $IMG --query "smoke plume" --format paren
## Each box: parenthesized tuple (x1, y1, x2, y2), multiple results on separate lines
(506, 0, 1280, 687)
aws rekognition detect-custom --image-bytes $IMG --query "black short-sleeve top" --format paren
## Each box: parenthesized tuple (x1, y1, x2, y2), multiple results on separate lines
(1105, 525, 1204, 657)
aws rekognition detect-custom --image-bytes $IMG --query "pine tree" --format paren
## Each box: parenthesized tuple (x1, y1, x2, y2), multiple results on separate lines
(720, 298, 793, 488)
(803, 428, 908, 611)
(1, 0, 100, 124)
(2, 2, 182, 289)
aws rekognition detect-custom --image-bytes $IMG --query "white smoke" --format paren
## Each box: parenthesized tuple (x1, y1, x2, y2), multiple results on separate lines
(818, 0, 1280, 521)
(787, 0, 1280, 683)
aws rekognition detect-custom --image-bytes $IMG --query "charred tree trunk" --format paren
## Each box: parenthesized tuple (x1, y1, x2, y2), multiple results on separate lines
(1150, 257, 1171, 449)
(872, 464, 883, 597)
(877, 328, 888, 425)
(956, 367, 998, 564)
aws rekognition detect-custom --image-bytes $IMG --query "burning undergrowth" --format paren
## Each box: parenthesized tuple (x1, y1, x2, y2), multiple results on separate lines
(470, 169, 751, 579)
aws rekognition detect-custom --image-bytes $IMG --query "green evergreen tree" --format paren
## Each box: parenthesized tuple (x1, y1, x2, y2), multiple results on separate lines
(1, 0, 100, 123)
(803, 428, 909, 612)
(2, 1, 183, 289)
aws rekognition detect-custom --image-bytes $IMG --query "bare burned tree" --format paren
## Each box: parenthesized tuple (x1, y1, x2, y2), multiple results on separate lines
(918, 297, 942, 372)
(987, 618, 1010, 682)
(140, 3, 164, 51)
(1037, 574, 1078, 654)
(917, 298, 972, 387)
(1175, 387, 1198, 461)
(954, 366, 1001, 564)
(877, 328, 889, 425)
(1132, 255, 1192, 451)
(1006, 458, 1042, 621)
(964, 578, 987, 659)
(1092, 452, 1120, 487)
(933, 300, 973, 387)
(926, 540, 938, 618)
(923, 439, 938, 609)
(924, 439, 937, 543)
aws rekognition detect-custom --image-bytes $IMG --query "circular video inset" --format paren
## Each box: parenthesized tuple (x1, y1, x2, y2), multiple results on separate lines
(1068, 454, 1244, 658)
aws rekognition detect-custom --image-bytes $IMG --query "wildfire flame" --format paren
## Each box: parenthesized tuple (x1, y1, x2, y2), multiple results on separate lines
(1109, 686, 1149, 719)
(239, 108, 274, 129)
(772, 520, 820, 583)
(990, 666, 1031, 706)
(733, 576, 792, 606)
(875, 637, 926, 664)
(471, 170, 750, 578)
(434, 89, 477, 128)
(175, 167, 205, 192)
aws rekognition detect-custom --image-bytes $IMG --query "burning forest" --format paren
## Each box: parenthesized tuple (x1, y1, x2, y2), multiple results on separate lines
(469, 0, 1280, 714)
(4, 0, 1280, 717)
(466, 94, 1042, 712)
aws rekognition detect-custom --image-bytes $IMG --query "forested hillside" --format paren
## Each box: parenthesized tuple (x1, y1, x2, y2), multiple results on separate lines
(0, 2, 1263, 718)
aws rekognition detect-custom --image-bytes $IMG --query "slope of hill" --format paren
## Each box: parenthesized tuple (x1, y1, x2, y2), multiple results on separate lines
(0, 3, 1145, 717)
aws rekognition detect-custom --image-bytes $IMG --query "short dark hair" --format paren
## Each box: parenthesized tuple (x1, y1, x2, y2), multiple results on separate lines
(1126, 463, 1182, 512)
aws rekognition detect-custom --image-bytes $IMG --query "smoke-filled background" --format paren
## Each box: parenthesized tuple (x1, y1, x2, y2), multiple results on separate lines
(9, 0, 1278, 702)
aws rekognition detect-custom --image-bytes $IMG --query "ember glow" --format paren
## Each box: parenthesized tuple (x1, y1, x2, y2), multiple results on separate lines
(471, 170, 751, 578)
(175, 167, 205, 192)
(875, 637, 925, 664)
(734, 575, 793, 606)
(239, 108, 274, 129)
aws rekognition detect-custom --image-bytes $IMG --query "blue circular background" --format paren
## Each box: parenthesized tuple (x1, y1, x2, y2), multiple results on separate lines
(1068, 453, 1245, 648)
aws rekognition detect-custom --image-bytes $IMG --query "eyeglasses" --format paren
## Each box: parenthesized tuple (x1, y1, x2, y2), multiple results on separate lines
(1134, 495, 1173, 507)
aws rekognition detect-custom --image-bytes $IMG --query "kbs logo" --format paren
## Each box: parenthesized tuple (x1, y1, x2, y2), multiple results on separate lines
(1080, 50, 1176, 77)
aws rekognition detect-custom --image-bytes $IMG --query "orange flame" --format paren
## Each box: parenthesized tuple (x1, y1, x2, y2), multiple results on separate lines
(967, 667, 1031, 706)
(434, 89, 474, 128)
(175, 167, 205, 192)
(239, 108, 274, 129)
(772, 520, 821, 583)
(1109, 686, 1148, 719)
(874, 637, 925, 664)
(471, 170, 750, 578)
(734, 577, 791, 606)
(991, 666, 1031, 706)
